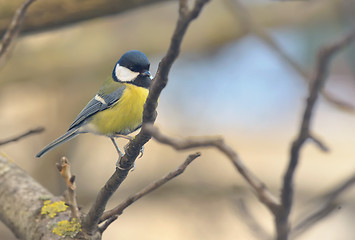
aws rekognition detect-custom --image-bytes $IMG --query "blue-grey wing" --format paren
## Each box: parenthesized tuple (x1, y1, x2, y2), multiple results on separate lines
(68, 86, 126, 131)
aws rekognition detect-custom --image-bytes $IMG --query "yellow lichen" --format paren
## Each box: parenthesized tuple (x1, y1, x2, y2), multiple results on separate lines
(52, 218, 81, 238)
(41, 200, 68, 218)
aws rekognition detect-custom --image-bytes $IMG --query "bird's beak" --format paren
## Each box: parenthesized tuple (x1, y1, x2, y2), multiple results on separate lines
(141, 70, 151, 77)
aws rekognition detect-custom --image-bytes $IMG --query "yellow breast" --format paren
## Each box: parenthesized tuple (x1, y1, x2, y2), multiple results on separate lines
(89, 84, 149, 136)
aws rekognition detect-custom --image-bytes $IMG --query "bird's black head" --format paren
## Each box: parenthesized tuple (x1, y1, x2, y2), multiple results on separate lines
(112, 50, 152, 88)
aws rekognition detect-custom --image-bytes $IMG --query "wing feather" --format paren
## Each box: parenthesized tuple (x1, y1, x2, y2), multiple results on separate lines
(68, 86, 126, 130)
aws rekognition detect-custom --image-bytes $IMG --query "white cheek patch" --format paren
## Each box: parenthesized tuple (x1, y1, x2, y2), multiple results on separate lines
(115, 64, 139, 82)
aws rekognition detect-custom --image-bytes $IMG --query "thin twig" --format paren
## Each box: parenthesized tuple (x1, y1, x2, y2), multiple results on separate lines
(227, 1, 355, 238)
(277, 29, 355, 240)
(291, 204, 337, 240)
(227, 0, 355, 112)
(291, 172, 355, 239)
(308, 134, 329, 152)
(56, 157, 80, 219)
(322, 173, 355, 203)
(227, 0, 310, 79)
(144, 124, 280, 215)
(98, 215, 117, 234)
(82, 0, 210, 235)
(0, 127, 44, 146)
(98, 152, 201, 231)
(0, 0, 37, 67)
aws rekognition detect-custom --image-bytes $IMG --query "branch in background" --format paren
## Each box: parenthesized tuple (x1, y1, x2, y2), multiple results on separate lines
(0, 0, 37, 67)
(98, 152, 201, 232)
(227, 0, 307, 78)
(82, 0, 210, 235)
(0, 0, 167, 37)
(277, 29, 355, 240)
(56, 157, 80, 219)
(291, 171, 355, 239)
(292, 204, 337, 240)
(308, 134, 329, 152)
(227, 1, 355, 238)
(144, 124, 280, 215)
(0, 127, 44, 146)
(227, 0, 355, 112)
(321, 91, 355, 111)
(235, 199, 272, 240)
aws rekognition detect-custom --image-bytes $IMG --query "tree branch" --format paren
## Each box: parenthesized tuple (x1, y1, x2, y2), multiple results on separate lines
(0, 0, 167, 37)
(81, 0, 210, 235)
(0, 155, 72, 240)
(226, 1, 355, 238)
(144, 124, 280, 215)
(277, 28, 355, 240)
(56, 157, 80, 220)
(0, 127, 44, 146)
(235, 199, 272, 240)
(228, 0, 355, 112)
(308, 134, 329, 152)
(0, 0, 37, 67)
(291, 171, 355, 239)
(98, 152, 201, 231)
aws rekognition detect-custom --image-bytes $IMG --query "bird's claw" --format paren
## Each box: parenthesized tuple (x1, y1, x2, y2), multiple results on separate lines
(139, 145, 144, 158)
(123, 143, 144, 159)
(116, 156, 135, 171)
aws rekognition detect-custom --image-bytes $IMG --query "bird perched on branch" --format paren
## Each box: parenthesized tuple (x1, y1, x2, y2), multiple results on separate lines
(36, 50, 152, 169)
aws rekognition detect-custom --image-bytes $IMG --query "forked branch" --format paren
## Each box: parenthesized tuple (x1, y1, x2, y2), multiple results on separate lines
(82, 0, 210, 236)
(277, 28, 355, 240)
(98, 152, 201, 232)
(144, 124, 280, 215)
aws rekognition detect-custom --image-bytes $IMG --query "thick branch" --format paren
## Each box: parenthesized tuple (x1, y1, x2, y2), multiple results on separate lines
(0, 0, 167, 37)
(0, 155, 72, 240)
(99, 152, 201, 230)
(144, 124, 280, 215)
(277, 29, 355, 240)
(81, 0, 209, 235)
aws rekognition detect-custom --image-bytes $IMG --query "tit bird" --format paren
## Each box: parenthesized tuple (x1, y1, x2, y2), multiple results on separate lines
(36, 50, 152, 168)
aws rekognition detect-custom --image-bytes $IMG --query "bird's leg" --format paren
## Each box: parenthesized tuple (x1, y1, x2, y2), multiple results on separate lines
(111, 137, 135, 171)
(115, 134, 144, 159)
(110, 137, 123, 158)
(113, 134, 133, 140)
(110, 137, 129, 170)
(111, 135, 144, 171)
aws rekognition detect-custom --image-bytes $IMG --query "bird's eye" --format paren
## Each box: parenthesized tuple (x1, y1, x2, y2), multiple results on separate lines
(129, 66, 135, 71)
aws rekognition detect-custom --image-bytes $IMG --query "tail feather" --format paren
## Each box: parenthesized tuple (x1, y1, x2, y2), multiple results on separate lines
(36, 128, 79, 158)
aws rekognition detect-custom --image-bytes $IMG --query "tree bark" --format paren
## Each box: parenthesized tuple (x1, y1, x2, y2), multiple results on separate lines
(0, 155, 82, 240)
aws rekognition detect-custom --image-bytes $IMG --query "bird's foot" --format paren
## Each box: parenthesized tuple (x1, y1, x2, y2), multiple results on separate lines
(123, 143, 144, 159)
(116, 157, 135, 171)
(113, 134, 133, 141)
(139, 145, 144, 158)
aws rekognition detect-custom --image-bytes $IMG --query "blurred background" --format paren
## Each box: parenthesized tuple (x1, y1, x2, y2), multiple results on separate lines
(1, 0, 355, 239)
